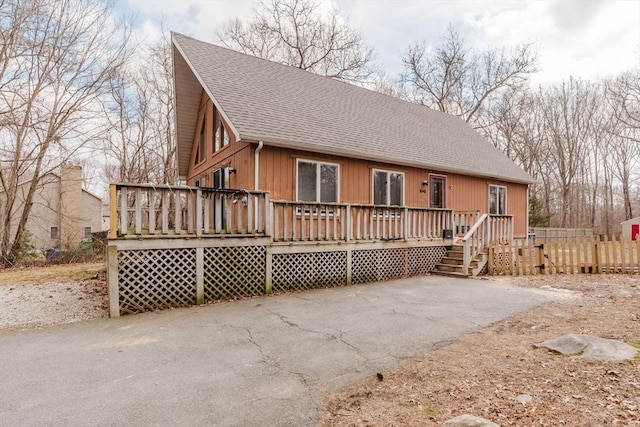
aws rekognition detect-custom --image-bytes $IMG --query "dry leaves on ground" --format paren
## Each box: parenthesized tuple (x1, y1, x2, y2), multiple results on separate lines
(320, 275, 640, 427)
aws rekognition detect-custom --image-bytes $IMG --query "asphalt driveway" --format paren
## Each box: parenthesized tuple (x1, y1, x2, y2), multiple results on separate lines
(0, 276, 550, 426)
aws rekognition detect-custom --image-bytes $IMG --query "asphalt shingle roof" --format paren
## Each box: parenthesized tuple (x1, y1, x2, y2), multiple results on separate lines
(173, 33, 534, 184)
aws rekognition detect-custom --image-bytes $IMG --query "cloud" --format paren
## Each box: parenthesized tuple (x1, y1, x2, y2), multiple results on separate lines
(550, 0, 604, 34)
(123, 0, 640, 85)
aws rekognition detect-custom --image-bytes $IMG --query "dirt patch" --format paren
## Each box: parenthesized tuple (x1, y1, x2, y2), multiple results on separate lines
(0, 262, 108, 332)
(0, 262, 105, 286)
(320, 275, 640, 426)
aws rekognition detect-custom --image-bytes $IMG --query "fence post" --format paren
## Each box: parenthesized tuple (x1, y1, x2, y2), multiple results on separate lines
(346, 247, 352, 285)
(593, 240, 600, 274)
(488, 241, 494, 275)
(265, 245, 273, 294)
(107, 245, 120, 318)
(537, 244, 545, 275)
(196, 247, 204, 304)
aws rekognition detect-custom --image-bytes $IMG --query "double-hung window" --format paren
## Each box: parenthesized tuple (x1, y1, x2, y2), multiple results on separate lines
(372, 169, 404, 206)
(489, 185, 507, 215)
(296, 159, 338, 203)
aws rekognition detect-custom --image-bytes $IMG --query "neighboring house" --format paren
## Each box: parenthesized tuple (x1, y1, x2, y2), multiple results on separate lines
(172, 33, 535, 237)
(104, 33, 536, 317)
(0, 164, 102, 251)
(621, 217, 640, 241)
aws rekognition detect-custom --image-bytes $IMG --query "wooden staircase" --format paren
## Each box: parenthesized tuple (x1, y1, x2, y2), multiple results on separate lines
(432, 244, 488, 278)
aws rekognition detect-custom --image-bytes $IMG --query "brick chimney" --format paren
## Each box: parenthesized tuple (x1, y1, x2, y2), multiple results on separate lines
(59, 164, 83, 248)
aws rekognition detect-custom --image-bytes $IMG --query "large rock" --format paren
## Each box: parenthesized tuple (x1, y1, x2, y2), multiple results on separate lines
(442, 414, 500, 427)
(535, 334, 639, 362)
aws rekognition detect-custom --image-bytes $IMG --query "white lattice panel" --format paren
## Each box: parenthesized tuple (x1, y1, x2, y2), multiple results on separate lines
(491, 252, 514, 275)
(203, 246, 266, 300)
(118, 249, 196, 314)
(409, 247, 447, 275)
(352, 248, 407, 284)
(273, 251, 347, 291)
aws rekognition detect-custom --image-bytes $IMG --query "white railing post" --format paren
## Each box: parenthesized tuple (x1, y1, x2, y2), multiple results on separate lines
(195, 189, 202, 237)
(134, 188, 142, 235)
(149, 190, 156, 235)
(463, 239, 470, 275)
(346, 205, 352, 242)
(403, 207, 409, 240)
(120, 187, 128, 236)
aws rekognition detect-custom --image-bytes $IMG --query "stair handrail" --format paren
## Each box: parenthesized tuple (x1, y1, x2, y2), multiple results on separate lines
(460, 213, 489, 275)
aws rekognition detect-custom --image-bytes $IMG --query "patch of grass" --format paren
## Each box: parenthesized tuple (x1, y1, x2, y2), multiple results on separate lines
(0, 262, 105, 286)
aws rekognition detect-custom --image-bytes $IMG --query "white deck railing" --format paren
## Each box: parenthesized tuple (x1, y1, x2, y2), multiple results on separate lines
(461, 214, 513, 274)
(110, 184, 456, 243)
(270, 201, 452, 242)
(109, 183, 270, 238)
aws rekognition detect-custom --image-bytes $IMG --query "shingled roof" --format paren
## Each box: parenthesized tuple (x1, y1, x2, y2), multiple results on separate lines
(172, 33, 534, 184)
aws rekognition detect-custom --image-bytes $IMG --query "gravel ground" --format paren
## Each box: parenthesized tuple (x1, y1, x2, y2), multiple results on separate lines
(0, 278, 108, 332)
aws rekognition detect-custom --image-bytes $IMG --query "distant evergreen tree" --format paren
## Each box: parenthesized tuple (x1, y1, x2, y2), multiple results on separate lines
(529, 195, 552, 227)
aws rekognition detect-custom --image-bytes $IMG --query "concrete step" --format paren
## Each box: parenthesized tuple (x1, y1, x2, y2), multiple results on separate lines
(440, 257, 480, 267)
(434, 263, 469, 273)
(431, 270, 471, 278)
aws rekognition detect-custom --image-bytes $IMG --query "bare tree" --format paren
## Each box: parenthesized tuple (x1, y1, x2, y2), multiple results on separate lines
(103, 31, 177, 185)
(538, 78, 602, 228)
(217, 0, 375, 82)
(0, 0, 129, 265)
(401, 27, 538, 126)
(606, 72, 640, 220)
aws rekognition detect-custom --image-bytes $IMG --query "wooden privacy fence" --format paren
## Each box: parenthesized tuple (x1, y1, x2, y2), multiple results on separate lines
(489, 235, 640, 275)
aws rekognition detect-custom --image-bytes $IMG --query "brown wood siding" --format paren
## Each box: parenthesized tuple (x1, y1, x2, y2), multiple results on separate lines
(258, 146, 529, 237)
(184, 92, 529, 237)
(186, 92, 254, 189)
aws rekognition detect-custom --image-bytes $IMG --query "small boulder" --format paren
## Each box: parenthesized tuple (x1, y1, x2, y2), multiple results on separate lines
(441, 414, 500, 427)
(535, 334, 638, 362)
(516, 394, 533, 404)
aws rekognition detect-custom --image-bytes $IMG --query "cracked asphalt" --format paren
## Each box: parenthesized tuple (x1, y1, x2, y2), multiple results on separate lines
(0, 276, 549, 426)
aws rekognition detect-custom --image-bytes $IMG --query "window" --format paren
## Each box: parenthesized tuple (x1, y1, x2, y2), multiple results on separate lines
(373, 169, 404, 206)
(296, 160, 338, 203)
(50, 226, 59, 239)
(84, 227, 92, 238)
(213, 110, 230, 153)
(429, 175, 446, 208)
(213, 112, 221, 153)
(196, 111, 206, 164)
(194, 177, 205, 187)
(489, 185, 507, 215)
(212, 168, 226, 189)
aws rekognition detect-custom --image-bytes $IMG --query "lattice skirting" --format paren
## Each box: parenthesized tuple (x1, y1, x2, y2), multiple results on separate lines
(111, 243, 448, 316)
(272, 251, 347, 292)
(409, 246, 448, 276)
(352, 246, 448, 284)
(204, 246, 266, 300)
(118, 248, 197, 314)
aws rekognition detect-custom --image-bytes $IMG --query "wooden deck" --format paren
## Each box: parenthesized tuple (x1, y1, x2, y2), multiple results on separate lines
(106, 184, 513, 317)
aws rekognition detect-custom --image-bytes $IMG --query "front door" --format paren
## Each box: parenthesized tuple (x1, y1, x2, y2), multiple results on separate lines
(632, 224, 639, 241)
(429, 175, 446, 209)
(212, 168, 228, 229)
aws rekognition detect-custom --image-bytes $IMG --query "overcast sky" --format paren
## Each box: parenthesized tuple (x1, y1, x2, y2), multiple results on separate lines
(123, 0, 640, 85)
